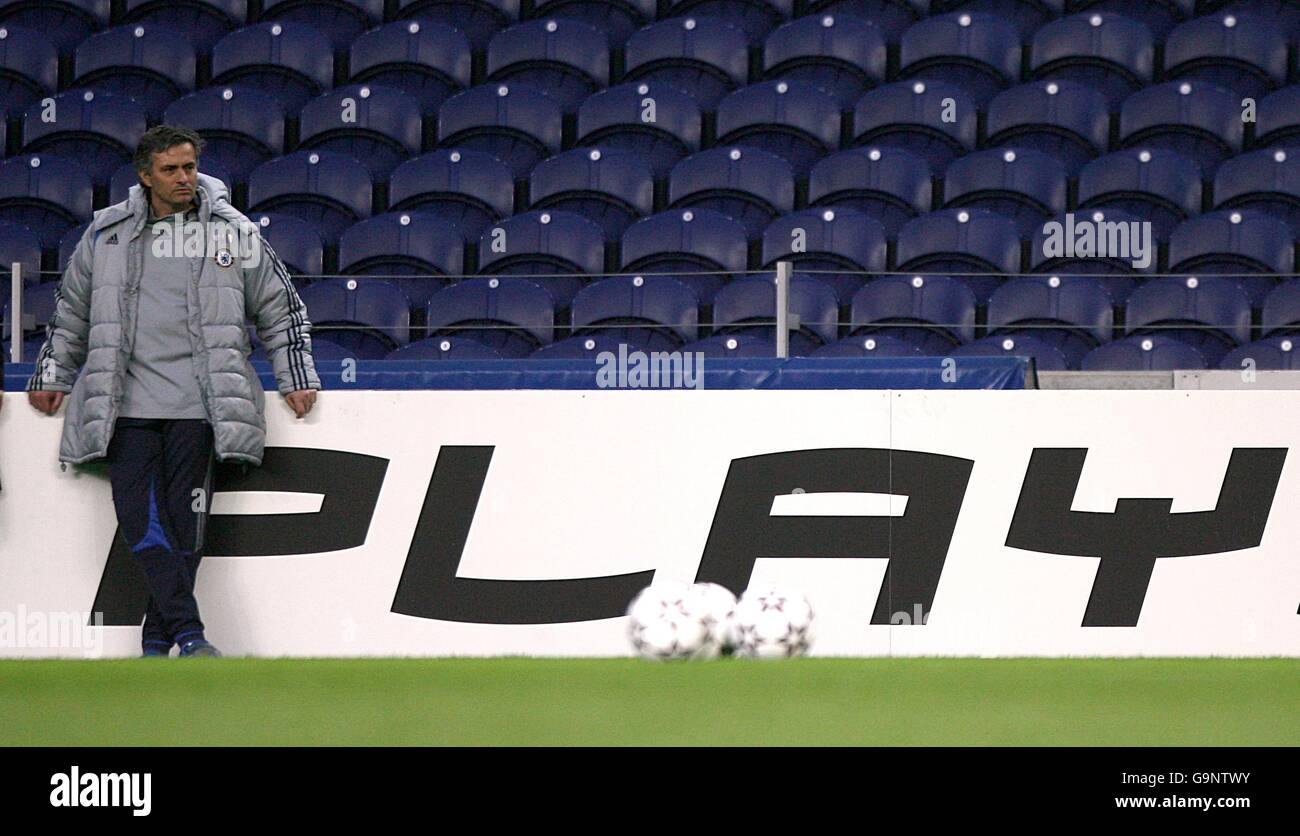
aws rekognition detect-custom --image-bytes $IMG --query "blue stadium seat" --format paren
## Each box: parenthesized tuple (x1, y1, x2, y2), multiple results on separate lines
(527, 0, 655, 46)
(851, 80, 978, 173)
(1081, 334, 1207, 370)
(122, 0, 245, 53)
(1076, 149, 1202, 241)
(109, 157, 233, 205)
(71, 23, 195, 120)
(388, 149, 515, 238)
(529, 333, 649, 358)
(389, 335, 506, 359)
(486, 19, 609, 113)
(210, 22, 333, 114)
(259, 0, 383, 50)
(1163, 11, 1287, 99)
(298, 85, 423, 179)
(0, 154, 93, 248)
(349, 20, 472, 117)
(714, 81, 842, 176)
(952, 333, 1071, 369)
(1216, 0, 1300, 32)
(761, 208, 888, 303)
(476, 209, 606, 307)
(807, 147, 932, 235)
(437, 83, 564, 177)
(0, 25, 57, 118)
(987, 275, 1112, 367)
(895, 208, 1023, 304)
(681, 332, 783, 356)
(930, 0, 1065, 40)
(663, 0, 793, 44)
(528, 148, 655, 240)
(1028, 209, 1153, 304)
(1214, 148, 1300, 235)
(898, 12, 1020, 105)
(812, 334, 925, 356)
(163, 87, 285, 182)
(291, 336, 362, 361)
(1167, 209, 1295, 305)
(1118, 81, 1243, 173)
(620, 208, 750, 305)
(21, 91, 146, 189)
(395, 0, 520, 50)
(576, 83, 702, 178)
(1253, 85, 1300, 149)
(1124, 276, 1251, 365)
(245, 212, 323, 284)
(984, 81, 1110, 175)
(712, 274, 839, 353)
(247, 150, 372, 247)
(668, 147, 795, 238)
(56, 221, 88, 271)
(1029, 11, 1153, 106)
(0, 220, 41, 302)
(1065, 0, 1192, 38)
(299, 278, 412, 358)
(1261, 280, 1300, 336)
(0, 0, 110, 56)
(942, 147, 1068, 236)
(623, 17, 749, 109)
(338, 212, 464, 310)
(762, 13, 888, 108)
(0, 335, 49, 363)
(1220, 335, 1300, 370)
(849, 274, 977, 352)
(570, 274, 699, 350)
(802, 0, 925, 41)
(425, 276, 555, 357)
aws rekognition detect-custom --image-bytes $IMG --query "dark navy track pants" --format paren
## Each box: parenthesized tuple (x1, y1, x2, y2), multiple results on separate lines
(106, 418, 215, 649)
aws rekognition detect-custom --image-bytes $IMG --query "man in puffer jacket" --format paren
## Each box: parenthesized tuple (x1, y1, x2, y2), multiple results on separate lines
(26, 125, 321, 658)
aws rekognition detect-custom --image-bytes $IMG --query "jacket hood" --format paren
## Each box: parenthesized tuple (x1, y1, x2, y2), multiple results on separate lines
(119, 171, 230, 224)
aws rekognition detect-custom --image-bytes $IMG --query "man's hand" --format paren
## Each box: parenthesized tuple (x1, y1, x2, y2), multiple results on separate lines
(285, 389, 316, 418)
(28, 391, 64, 415)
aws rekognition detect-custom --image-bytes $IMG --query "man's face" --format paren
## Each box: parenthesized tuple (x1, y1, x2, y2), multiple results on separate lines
(139, 143, 198, 215)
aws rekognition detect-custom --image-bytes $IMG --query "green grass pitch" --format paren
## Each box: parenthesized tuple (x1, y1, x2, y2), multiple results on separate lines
(2, 658, 1295, 746)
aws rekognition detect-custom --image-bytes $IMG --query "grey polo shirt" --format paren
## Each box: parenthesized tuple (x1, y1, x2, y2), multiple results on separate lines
(118, 207, 208, 420)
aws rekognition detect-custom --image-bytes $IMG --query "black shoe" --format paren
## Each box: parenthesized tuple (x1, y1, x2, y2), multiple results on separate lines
(141, 642, 171, 658)
(178, 639, 222, 657)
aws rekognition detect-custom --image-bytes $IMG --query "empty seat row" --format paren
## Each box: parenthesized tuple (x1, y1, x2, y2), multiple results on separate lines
(6, 147, 1300, 310)
(239, 272, 1300, 368)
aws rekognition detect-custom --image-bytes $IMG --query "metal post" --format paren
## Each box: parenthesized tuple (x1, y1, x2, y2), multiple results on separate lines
(9, 261, 19, 363)
(775, 260, 791, 359)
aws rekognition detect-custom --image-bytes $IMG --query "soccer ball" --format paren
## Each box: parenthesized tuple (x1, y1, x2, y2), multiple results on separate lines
(689, 582, 739, 657)
(626, 581, 712, 661)
(733, 586, 815, 658)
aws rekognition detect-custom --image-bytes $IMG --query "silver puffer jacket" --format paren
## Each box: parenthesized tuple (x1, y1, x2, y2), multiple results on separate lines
(26, 173, 320, 465)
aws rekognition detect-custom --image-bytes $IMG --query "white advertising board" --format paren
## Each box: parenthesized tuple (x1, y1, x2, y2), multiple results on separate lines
(0, 390, 1295, 657)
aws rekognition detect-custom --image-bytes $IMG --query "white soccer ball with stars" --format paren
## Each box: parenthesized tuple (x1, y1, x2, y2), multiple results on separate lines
(626, 580, 713, 661)
(733, 585, 815, 658)
(688, 582, 740, 657)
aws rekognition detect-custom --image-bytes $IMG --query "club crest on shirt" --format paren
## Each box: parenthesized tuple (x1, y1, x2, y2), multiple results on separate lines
(150, 215, 262, 269)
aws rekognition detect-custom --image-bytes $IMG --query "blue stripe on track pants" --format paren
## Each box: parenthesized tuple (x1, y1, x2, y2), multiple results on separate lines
(106, 418, 215, 647)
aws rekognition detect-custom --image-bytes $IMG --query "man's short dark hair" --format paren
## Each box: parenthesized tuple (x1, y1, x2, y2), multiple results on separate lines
(134, 125, 204, 174)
